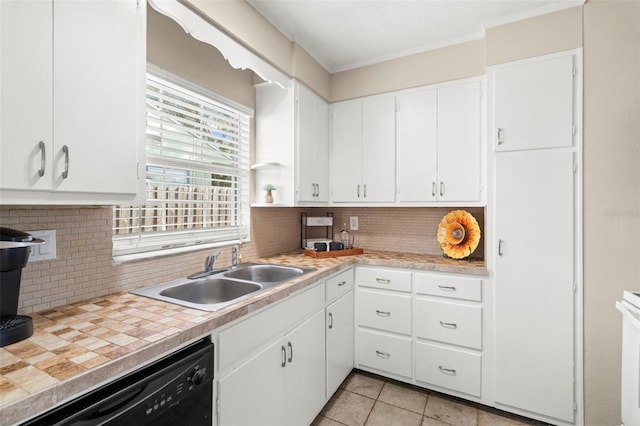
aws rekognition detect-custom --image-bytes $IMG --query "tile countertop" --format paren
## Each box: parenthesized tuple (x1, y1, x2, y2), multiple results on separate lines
(0, 250, 485, 425)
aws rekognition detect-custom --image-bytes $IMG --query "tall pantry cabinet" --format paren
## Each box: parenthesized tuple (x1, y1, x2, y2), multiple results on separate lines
(489, 50, 582, 425)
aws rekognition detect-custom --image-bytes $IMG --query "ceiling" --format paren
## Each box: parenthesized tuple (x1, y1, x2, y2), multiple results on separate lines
(247, 0, 582, 73)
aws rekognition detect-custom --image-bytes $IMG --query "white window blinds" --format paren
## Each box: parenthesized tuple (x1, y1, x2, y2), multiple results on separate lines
(113, 70, 251, 258)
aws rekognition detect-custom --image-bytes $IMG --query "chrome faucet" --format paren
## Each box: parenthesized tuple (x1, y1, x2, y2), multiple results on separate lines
(205, 252, 220, 272)
(231, 245, 239, 269)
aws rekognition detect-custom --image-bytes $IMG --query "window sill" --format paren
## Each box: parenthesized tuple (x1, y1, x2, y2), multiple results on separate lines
(112, 238, 249, 265)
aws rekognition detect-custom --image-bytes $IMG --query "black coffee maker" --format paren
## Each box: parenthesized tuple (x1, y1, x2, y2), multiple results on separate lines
(0, 227, 44, 347)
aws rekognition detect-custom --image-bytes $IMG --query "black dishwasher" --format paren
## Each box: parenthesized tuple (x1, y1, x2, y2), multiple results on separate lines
(22, 338, 214, 426)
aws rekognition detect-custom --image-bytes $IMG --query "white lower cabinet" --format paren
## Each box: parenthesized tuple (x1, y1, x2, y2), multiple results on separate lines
(356, 288, 412, 335)
(414, 299, 482, 350)
(355, 267, 485, 399)
(415, 342, 481, 397)
(326, 268, 355, 397)
(326, 291, 354, 396)
(217, 284, 326, 426)
(285, 310, 327, 426)
(358, 328, 412, 378)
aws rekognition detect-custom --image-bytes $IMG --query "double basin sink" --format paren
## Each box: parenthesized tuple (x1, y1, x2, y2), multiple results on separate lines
(131, 263, 316, 311)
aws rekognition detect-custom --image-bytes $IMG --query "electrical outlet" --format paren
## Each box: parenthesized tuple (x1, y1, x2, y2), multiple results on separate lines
(350, 216, 359, 231)
(27, 230, 56, 262)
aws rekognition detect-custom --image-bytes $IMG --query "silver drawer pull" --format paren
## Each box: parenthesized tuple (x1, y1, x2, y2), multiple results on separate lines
(328, 312, 333, 329)
(337, 281, 347, 287)
(375, 350, 391, 359)
(38, 141, 46, 177)
(376, 278, 391, 284)
(62, 145, 69, 179)
(438, 366, 457, 375)
(439, 321, 458, 329)
(438, 285, 456, 292)
(375, 310, 391, 317)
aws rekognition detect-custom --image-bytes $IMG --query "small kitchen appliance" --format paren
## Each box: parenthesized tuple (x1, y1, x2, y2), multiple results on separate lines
(0, 227, 44, 347)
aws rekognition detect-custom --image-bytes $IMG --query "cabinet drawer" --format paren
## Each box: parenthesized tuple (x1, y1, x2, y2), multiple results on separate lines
(414, 299, 481, 349)
(357, 288, 411, 335)
(326, 268, 354, 302)
(358, 328, 411, 378)
(219, 282, 324, 371)
(357, 267, 411, 292)
(415, 341, 481, 397)
(414, 273, 482, 302)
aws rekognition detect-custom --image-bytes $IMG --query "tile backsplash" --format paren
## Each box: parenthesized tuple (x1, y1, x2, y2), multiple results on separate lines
(0, 205, 484, 314)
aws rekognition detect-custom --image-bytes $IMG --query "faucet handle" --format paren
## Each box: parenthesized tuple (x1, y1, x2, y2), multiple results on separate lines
(205, 251, 220, 271)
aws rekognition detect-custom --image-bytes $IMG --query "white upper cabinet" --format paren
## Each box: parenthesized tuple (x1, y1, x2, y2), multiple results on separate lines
(396, 80, 482, 204)
(396, 89, 437, 202)
(437, 82, 482, 202)
(297, 84, 329, 203)
(492, 54, 575, 151)
(254, 80, 329, 206)
(0, 0, 145, 204)
(330, 94, 396, 203)
(329, 100, 362, 203)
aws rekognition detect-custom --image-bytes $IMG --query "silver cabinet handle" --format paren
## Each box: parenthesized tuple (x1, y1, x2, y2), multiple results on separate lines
(376, 278, 391, 284)
(432, 182, 436, 197)
(439, 181, 444, 197)
(315, 183, 319, 198)
(497, 128, 504, 145)
(375, 350, 391, 359)
(363, 184, 367, 198)
(357, 184, 360, 198)
(62, 145, 69, 179)
(438, 285, 456, 292)
(38, 141, 46, 177)
(439, 321, 458, 329)
(328, 312, 333, 329)
(375, 310, 391, 317)
(287, 341, 293, 363)
(438, 366, 457, 375)
(498, 239, 504, 256)
(281, 345, 286, 367)
(337, 281, 347, 287)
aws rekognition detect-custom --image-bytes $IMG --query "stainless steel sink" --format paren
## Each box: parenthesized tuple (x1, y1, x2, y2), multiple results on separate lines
(130, 262, 315, 311)
(223, 263, 311, 284)
(159, 278, 262, 305)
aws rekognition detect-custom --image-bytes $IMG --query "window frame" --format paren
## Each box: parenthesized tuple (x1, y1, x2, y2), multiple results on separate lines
(112, 66, 253, 262)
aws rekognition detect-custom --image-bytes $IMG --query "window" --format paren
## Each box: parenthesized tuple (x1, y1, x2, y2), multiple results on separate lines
(113, 69, 251, 260)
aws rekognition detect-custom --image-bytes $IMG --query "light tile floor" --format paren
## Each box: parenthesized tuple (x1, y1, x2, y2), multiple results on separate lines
(313, 371, 541, 426)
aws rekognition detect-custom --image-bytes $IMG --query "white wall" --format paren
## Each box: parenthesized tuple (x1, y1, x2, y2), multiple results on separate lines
(583, 1, 640, 423)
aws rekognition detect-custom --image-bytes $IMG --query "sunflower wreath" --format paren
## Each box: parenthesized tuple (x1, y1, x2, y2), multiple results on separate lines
(437, 210, 481, 259)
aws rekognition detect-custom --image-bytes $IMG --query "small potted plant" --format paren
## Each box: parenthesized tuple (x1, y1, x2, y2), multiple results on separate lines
(263, 184, 276, 203)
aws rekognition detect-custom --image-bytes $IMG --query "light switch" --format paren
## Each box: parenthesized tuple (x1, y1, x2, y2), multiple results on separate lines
(27, 230, 56, 262)
(350, 216, 359, 231)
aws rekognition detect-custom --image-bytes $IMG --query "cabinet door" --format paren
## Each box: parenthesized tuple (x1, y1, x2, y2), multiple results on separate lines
(437, 82, 481, 202)
(53, 0, 142, 195)
(330, 100, 362, 202)
(297, 84, 329, 203)
(218, 338, 287, 426)
(493, 54, 575, 151)
(362, 95, 396, 202)
(327, 291, 354, 397)
(396, 90, 437, 202)
(285, 310, 326, 426)
(494, 149, 575, 422)
(0, 0, 53, 192)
